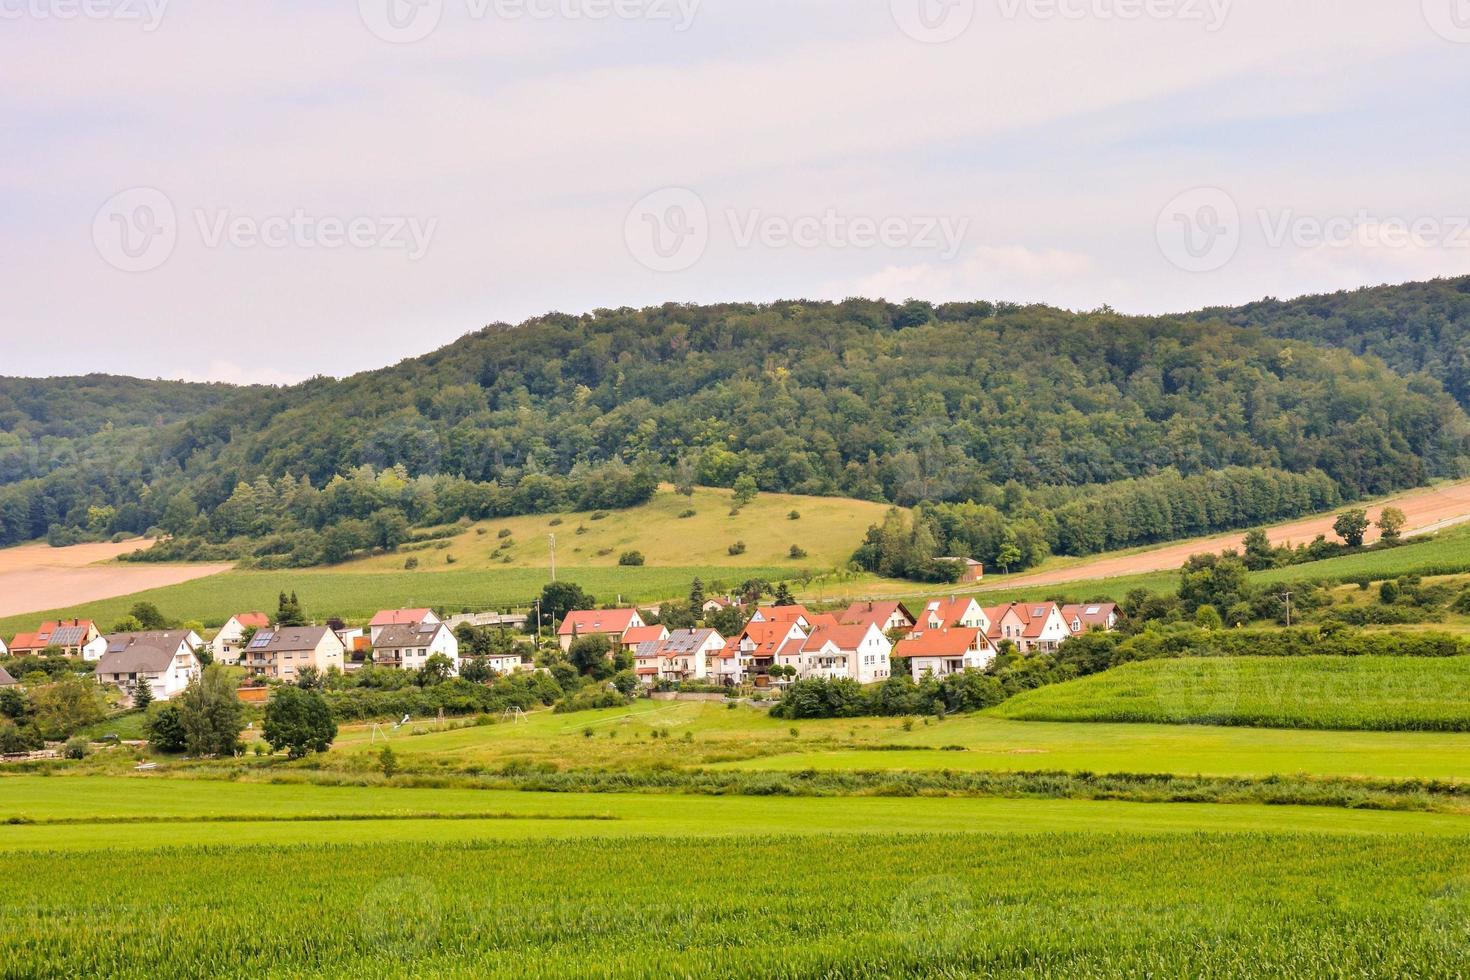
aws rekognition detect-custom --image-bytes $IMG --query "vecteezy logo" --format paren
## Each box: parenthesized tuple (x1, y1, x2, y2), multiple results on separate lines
(890, 0, 976, 43)
(1156, 187, 1240, 273)
(359, 0, 443, 43)
(624, 188, 708, 272)
(93, 187, 178, 273)
(1423, 0, 1470, 42)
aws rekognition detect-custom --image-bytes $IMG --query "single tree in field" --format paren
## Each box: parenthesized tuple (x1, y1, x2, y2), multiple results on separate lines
(263, 687, 337, 759)
(1332, 509, 1371, 548)
(732, 473, 759, 508)
(177, 664, 246, 757)
(688, 578, 706, 610)
(1377, 507, 1407, 543)
(996, 544, 1022, 576)
(132, 677, 154, 712)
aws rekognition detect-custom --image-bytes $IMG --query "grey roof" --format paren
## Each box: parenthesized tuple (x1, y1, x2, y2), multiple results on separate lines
(373, 622, 444, 650)
(250, 626, 335, 653)
(0, 667, 16, 686)
(658, 629, 720, 655)
(97, 631, 197, 674)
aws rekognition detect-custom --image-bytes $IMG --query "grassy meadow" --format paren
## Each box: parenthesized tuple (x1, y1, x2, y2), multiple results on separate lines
(6, 829, 1470, 976)
(992, 655, 1470, 731)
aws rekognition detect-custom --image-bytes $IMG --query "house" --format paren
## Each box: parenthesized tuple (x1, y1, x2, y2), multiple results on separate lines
(241, 626, 346, 681)
(0, 636, 7, 657)
(986, 602, 1071, 653)
(1062, 603, 1119, 635)
(748, 605, 812, 630)
(95, 630, 203, 701)
(623, 625, 670, 649)
(0, 667, 16, 687)
(799, 622, 892, 684)
(733, 620, 808, 686)
(557, 608, 646, 652)
(914, 597, 989, 633)
(335, 627, 370, 667)
(895, 627, 994, 681)
(705, 644, 743, 687)
(839, 601, 915, 634)
(211, 612, 271, 664)
(373, 621, 460, 674)
(938, 557, 985, 583)
(701, 596, 738, 615)
(9, 620, 105, 660)
(483, 652, 525, 674)
(656, 629, 725, 683)
(369, 608, 440, 645)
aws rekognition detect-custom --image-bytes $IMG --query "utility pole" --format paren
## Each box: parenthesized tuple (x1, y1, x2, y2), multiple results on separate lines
(1279, 590, 1293, 628)
(548, 533, 557, 582)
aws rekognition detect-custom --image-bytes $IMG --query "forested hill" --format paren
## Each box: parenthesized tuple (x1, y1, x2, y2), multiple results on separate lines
(1192, 275, 1470, 410)
(2, 293, 1468, 553)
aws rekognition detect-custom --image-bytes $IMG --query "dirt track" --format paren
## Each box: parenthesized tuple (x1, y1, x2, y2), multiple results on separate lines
(981, 480, 1470, 591)
(0, 540, 230, 620)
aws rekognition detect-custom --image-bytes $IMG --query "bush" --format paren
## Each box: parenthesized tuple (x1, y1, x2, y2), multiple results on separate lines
(678, 510, 697, 519)
(618, 551, 646, 567)
(554, 687, 631, 714)
(404, 557, 419, 570)
(144, 704, 188, 753)
(64, 737, 90, 760)
(728, 541, 747, 556)
(789, 545, 808, 559)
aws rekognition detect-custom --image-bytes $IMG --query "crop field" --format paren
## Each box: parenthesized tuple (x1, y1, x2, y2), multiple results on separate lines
(992, 656, 1470, 731)
(309, 699, 1470, 782)
(5, 830, 1470, 977)
(0, 563, 785, 636)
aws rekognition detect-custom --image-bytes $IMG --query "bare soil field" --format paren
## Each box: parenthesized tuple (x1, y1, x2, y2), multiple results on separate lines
(0, 540, 231, 620)
(981, 480, 1470, 591)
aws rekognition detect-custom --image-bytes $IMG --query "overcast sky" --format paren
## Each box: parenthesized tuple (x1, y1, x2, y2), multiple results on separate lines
(3, 0, 1469, 383)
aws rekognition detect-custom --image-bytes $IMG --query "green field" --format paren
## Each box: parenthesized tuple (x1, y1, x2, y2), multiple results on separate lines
(0, 564, 785, 635)
(5, 823, 1470, 976)
(304, 698, 1470, 782)
(992, 655, 1470, 731)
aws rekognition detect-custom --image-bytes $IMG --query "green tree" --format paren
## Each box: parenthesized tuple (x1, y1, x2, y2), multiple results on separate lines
(732, 473, 759, 507)
(132, 676, 154, 711)
(1241, 529, 1276, 571)
(143, 703, 186, 752)
(996, 544, 1022, 575)
(1377, 507, 1407, 543)
(1194, 604, 1224, 630)
(379, 744, 399, 778)
(773, 583, 797, 606)
(177, 664, 246, 757)
(110, 615, 145, 633)
(263, 687, 337, 759)
(568, 634, 614, 680)
(30, 676, 107, 740)
(540, 581, 595, 625)
(128, 602, 170, 630)
(1333, 509, 1370, 548)
(688, 578, 706, 609)
(417, 653, 455, 687)
(277, 591, 306, 627)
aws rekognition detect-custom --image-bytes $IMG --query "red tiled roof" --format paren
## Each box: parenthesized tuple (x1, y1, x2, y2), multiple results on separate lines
(802, 624, 873, 653)
(370, 608, 434, 628)
(234, 612, 271, 628)
(558, 609, 640, 637)
(623, 625, 669, 646)
(753, 604, 811, 624)
(917, 597, 978, 629)
(896, 628, 983, 658)
(9, 620, 96, 651)
(839, 602, 913, 628)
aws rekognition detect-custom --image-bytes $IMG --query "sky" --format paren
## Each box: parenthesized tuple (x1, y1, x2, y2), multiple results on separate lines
(2, 0, 1469, 384)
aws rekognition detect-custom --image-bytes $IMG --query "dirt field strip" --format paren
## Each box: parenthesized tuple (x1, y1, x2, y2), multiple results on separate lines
(980, 480, 1470, 592)
(0, 540, 232, 620)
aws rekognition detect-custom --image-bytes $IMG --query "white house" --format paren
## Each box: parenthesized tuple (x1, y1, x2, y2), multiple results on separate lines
(914, 597, 989, 633)
(373, 621, 460, 674)
(657, 629, 725, 683)
(242, 626, 346, 682)
(211, 612, 271, 664)
(483, 652, 525, 674)
(895, 627, 994, 681)
(800, 622, 892, 684)
(0, 635, 7, 657)
(557, 608, 646, 653)
(369, 608, 441, 646)
(1062, 603, 1119, 635)
(747, 605, 812, 630)
(987, 602, 1071, 653)
(96, 630, 204, 701)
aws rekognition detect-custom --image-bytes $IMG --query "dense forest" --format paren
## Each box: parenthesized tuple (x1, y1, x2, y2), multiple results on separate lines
(1194, 275, 1470, 410)
(2, 287, 1468, 567)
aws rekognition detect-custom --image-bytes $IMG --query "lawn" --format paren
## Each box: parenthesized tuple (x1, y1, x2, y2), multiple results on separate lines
(343, 485, 893, 573)
(6, 829, 1470, 976)
(0, 563, 785, 635)
(992, 655, 1470, 731)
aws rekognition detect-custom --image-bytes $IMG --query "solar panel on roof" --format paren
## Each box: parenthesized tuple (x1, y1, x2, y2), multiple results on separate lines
(249, 631, 274, 649)
(1085, 606, 1101, 615)
(108, 640, 127, 653)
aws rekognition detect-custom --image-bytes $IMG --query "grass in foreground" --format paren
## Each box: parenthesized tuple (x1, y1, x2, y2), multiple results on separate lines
(5, 833, 1470, 976)
(992, 655, 1470, 731)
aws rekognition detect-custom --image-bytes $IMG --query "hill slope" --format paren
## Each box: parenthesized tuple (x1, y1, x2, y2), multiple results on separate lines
(3, 289, 1468, 560)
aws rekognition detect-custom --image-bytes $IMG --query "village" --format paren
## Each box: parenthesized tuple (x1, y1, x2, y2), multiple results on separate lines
(0, 589, 1119, 704)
